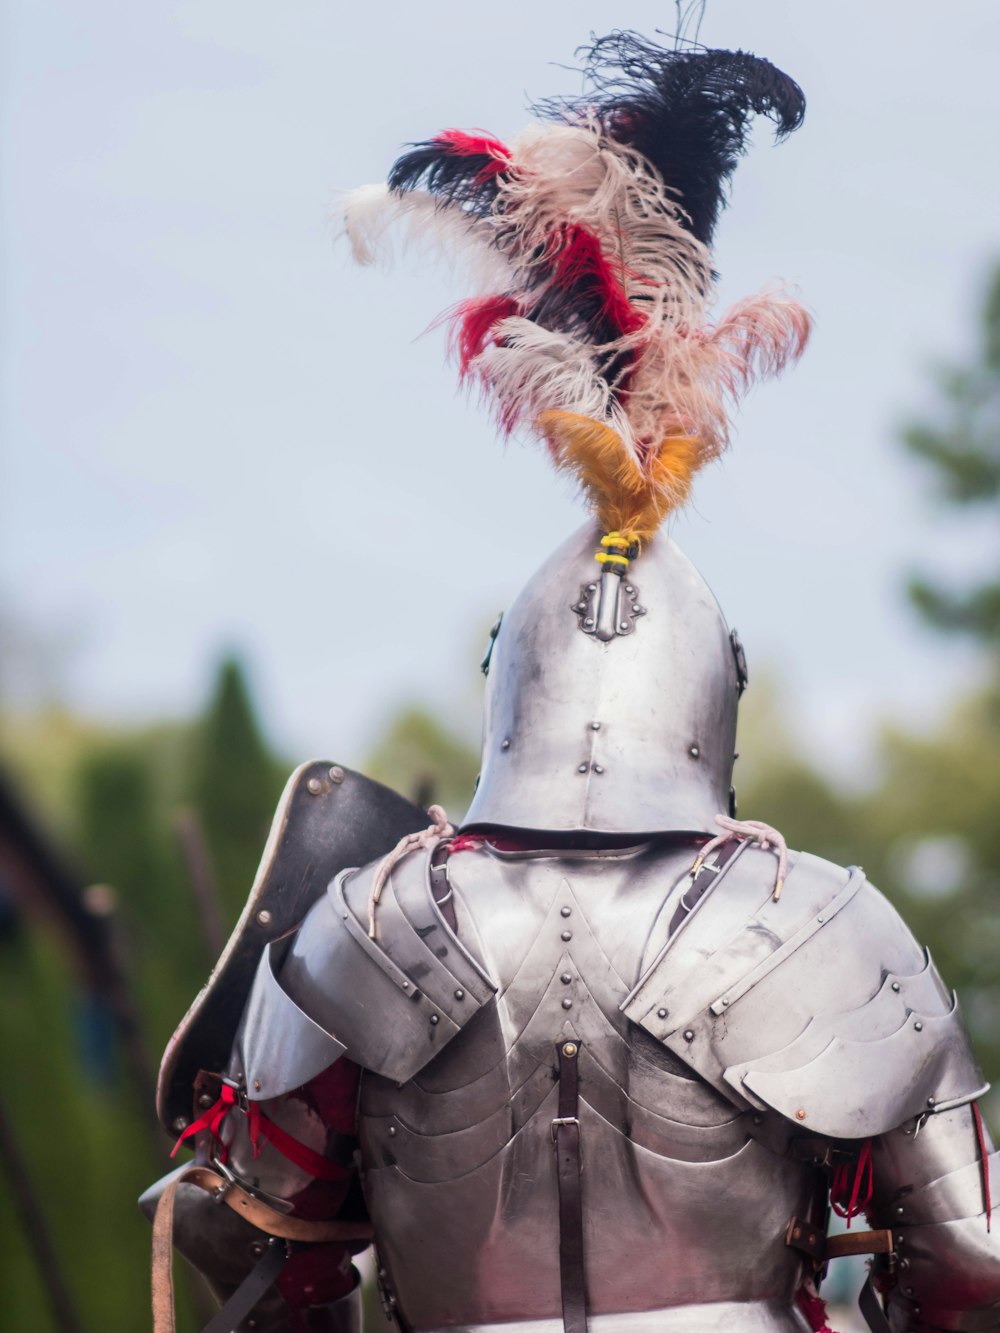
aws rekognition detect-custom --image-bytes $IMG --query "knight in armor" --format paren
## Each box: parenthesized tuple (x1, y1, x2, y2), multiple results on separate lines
(142, 34, 1000, 1333)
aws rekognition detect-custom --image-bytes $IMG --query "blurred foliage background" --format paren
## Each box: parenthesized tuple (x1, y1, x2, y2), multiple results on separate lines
(0, 269, 997, 1331)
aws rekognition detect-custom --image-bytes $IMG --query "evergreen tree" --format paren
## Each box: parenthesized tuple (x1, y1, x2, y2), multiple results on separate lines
(192, 656, 284, 923)
(903, 264, 1000, 643)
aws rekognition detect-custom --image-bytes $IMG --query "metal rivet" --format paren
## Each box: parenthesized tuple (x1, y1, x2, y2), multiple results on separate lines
(429, 1014, 439, 1026)
(584, 618, 594, 627)
(656, 1007, 668, 1019)
(689, 744, 700, 758)
(587, 584, 596, 593)
(172, 1116, 189, 1132)
(899, 1258, 910, 1272)
(634, 606, 644, 614)
(561, 973, 572, 985)
(256, 909, 272, 928)
(914, 1021, 923, 1032)
(250, 1241, 266, 1258)
(454, 988, 464, 1000)
(816, 915, 824, 924)
(401, 981, 409, 990)
(591, 721, 601, 731)
(593, 764, 604, 774)
(896, 1206, 905, 1216)
(253, 1079, 261, 1092)
(563, 1042, 578, 1057)
(387, 1126, 396, 1137)
(905, 1287, 915, 1297)
(561, 998, 573, 1010)
(683, 1029, 695, 1042)
(578, 763, 588, 774)
(619, 622, 629, 631)
(561, 930, 572, 942)
(808, 1234, 816, 1245)
(625, 586, 633, 594)
(560, 906, 571, 917)
(927, 1097, 935, 1107)
(577, 602, 586, 610)
(721, 997, 730, 1007)
(795, 1108, 807, 1121)
(329, 766, 345, 784)
(307, 777, 323, 794)
(891, 981, 901, 992)
(198, 1092, 214, 1109)
(501, 739, 511, 750)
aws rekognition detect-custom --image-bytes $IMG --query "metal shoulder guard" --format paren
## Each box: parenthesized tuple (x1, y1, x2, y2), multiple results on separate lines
(621, 847, 988, 1139)
(236, 845, 498, 1096)
(157, 761, 428, 1130)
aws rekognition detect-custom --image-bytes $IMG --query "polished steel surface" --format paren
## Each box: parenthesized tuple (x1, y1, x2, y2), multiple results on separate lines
(463, 523, 740, 835)
(357, 843, 815, 1331)
(278, 851, 496, 1085)
(622, 848, 987, 1138)
(425, 1302, 811, 1333)
(235, 940, 346, 1101)
(871, 1106, 1000, 1331)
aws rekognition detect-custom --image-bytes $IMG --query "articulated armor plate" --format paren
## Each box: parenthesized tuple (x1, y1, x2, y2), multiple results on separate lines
(464, 524, 743, 837)
(157, 760, 427, 1130)
(229, 835, 989, 1332)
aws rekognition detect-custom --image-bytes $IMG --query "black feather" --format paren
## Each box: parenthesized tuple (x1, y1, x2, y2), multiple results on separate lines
(387, 141, 503, 218)
(536, 33, 805, 246)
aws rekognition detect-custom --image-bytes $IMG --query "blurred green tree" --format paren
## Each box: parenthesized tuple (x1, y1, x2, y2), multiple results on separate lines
(192, 656, 285, 925)
(364, 705, 479, 819)
(904, 263, 1000, 641)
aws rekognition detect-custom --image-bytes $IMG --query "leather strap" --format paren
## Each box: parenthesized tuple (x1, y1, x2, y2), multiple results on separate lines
(553, 1039, 587, 1333)
(668, 839, 743, 937)
(785, 1215, 895, 1265)
(201, 1239, 289, 1333)
(181, 1165, 373, 1242)
(151, 1165, 373, 1333)
(858, 1274, 893, 1333)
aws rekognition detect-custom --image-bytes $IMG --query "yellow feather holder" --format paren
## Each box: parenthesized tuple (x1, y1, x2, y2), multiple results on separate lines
(536, 410, 702, 567)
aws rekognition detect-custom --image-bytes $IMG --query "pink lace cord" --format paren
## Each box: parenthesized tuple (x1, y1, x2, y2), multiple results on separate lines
(693, 815, 789, 901)
(367, 805, 454, 939)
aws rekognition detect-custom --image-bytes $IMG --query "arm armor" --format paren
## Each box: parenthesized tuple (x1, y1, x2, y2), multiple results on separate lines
(872, 1106, 1000, 1332)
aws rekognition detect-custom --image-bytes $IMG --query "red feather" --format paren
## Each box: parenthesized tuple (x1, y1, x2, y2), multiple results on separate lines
(435, 129, 512, 179)
(451, 294, 521, 378)
(551, 225, 647, 340)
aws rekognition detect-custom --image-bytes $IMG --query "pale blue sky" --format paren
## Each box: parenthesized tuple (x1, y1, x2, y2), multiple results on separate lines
(2, 0, 997, 790)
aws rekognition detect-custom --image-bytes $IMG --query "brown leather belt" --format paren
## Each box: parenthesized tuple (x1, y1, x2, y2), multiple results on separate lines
(553, 1039, 587, 1333)
(151, 1164, 373, 1333)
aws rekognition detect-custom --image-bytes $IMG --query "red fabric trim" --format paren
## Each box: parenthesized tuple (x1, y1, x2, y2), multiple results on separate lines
(972, 1101, 993, 1233)
(795, 1285, 838, 1333)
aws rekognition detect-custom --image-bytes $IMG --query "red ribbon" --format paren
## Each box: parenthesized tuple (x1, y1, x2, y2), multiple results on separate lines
(248, 1101, 352, 1182)
(830, 1138, 873, 1228)
(170, 1084, 237, 1163)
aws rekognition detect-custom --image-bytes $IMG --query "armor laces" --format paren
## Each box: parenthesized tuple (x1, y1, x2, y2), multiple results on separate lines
(690, 815, 789, 900)
(368, 804, 454, 939)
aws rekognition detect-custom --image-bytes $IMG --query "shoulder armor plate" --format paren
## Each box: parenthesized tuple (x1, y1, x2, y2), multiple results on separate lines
(157, 760, 428, 1130)
(276, 846, 497, 1086)
(621, 848, 986, 1138)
